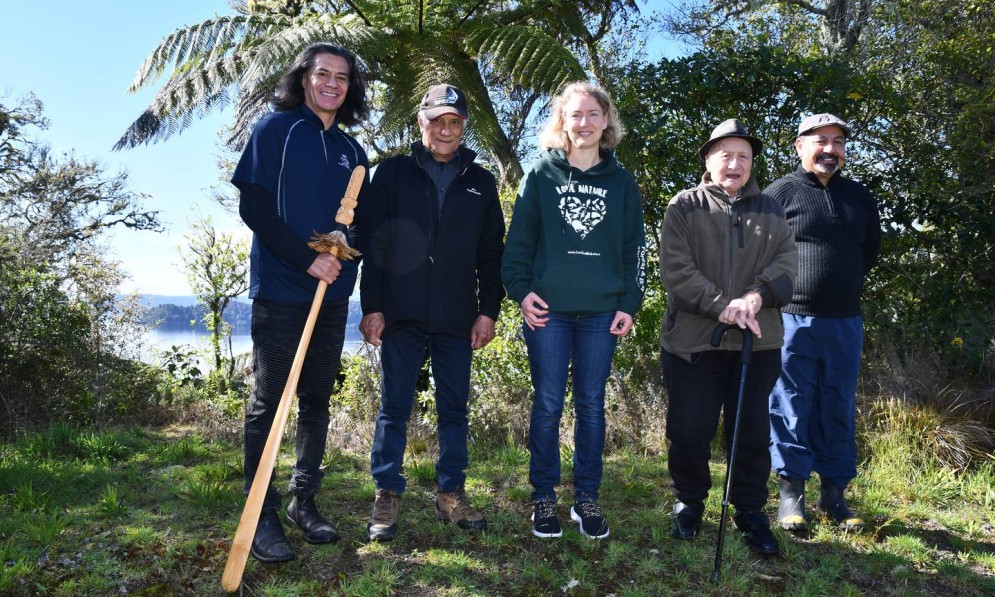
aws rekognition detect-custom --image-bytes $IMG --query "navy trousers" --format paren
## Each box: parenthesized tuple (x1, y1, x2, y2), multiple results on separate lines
(370, 324, 472, 494)
(769, 314, 863, 487)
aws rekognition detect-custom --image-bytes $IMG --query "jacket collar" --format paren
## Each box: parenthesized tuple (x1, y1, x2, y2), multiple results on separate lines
(794, 164, 841, 188)
(411, 140, 477, 171)
(294, 104, 338, 131)
(699, 172, 762, 203)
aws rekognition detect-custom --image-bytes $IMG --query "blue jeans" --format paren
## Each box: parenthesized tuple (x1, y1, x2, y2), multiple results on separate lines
(769, 314, 863, 487)
(524, 312, 618, 503)
(244, 298, 348, 510)
(371, 324, 472, 493)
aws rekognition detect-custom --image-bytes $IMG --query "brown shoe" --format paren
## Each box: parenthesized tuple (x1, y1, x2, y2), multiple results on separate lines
(368, 488, 402, 542)
(435, 487, 487, 531)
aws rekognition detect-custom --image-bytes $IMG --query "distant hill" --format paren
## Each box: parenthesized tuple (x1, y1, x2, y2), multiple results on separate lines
(138, 296, 362, 339)
(130, 294, 249, 308)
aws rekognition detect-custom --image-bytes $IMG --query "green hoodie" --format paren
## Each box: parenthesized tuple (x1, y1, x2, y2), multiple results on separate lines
(502, 149, 646, 316)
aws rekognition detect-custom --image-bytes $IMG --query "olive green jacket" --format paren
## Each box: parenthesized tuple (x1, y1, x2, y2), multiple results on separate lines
(659, 174, 798, 360)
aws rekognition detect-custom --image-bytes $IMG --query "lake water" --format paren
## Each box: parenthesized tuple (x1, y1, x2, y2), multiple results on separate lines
(143, 329, 364, 366)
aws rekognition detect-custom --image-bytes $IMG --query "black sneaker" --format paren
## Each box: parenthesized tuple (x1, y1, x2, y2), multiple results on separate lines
(531, 500, 562, 538)
(570, 500, 609, 539)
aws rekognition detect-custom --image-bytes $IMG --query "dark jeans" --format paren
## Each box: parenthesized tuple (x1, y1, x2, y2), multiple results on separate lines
(244, 298, 348, 510)
(370, 324, 472, 493)
(662, 348, 781, 512)
(524, 312, 618, 503)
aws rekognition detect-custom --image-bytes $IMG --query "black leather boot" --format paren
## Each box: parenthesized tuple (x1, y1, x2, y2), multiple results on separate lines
(251, 507, 295, 563)
(817, 478, 865, 532)
(777, 476, 807, 532)
(287, 495, 340, 544)
(732, 510, 780, 556)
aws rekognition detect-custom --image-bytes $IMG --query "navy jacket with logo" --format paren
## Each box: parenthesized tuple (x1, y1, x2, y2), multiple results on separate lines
(360, 142, 505, 337)
(232, 104, 368, 303)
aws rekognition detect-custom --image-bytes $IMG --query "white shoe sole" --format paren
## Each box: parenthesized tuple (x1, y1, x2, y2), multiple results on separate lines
(530, 512, 562, 538)
(570, 506, 609, 539)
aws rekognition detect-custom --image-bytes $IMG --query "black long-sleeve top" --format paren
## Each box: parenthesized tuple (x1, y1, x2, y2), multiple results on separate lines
(764, 166, 881, 318)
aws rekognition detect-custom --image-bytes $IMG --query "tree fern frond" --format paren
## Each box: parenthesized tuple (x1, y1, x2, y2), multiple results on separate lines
(129, 16, 250, 92)
(116, 52, 246, 149)
(112, 88, 229, 150)
(465, 25, 586, 94)
(240, 13, 374, 86)
(227, 73, 282, 150)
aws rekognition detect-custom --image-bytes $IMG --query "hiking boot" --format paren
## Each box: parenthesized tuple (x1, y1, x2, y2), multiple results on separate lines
(531, 499, 562, 538)
(777, 477, 808, 532)
(287, 495, 340, 544)
(436, 487, 487, 531)
(732, 510, 780, 556)
(817, 478, 865, 532)
(251, 508, 295, 563)
(570, 500, 610, 539)
(367, 488, 402, 542)
(671, 501, 703, 540)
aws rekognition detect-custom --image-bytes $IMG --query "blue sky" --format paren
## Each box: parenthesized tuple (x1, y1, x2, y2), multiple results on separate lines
(2, 0, 236, 295)
(2, 1, 676, 297)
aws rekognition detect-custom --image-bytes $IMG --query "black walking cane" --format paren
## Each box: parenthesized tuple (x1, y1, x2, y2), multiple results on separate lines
(709, 322, 754, 584)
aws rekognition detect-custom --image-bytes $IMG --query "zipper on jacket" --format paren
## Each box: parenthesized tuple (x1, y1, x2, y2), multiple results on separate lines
(320, 129, 329, 166)
(823, 188, 836, 216)
(736, 214, 745, 248)
(727, 209, 735, 296)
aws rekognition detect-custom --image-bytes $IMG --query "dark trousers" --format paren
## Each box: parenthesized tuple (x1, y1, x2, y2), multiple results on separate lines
(662, 348, 781, 511)
(244, 298, 348, 510)
(370, 324, 472, 493)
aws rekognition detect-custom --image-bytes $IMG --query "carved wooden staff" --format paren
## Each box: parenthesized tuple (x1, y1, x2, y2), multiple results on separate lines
(222, 165, 365, 593)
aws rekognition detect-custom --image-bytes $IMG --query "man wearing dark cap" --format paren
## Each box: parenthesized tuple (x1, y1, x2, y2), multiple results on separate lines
(660, 119, 797, 555)
(359, 84, 505, 542)
(766, 113, 881, 533)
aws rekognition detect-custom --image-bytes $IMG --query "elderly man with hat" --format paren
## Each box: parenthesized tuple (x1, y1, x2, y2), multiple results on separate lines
(766, 114, 881, 534)
(359, 84, 505, 542)
(660, 119, 797, 555)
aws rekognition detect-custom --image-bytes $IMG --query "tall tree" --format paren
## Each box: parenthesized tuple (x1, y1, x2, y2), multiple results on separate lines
(0, 96, 164, 428)
(669, 0, 877, 57)
(116, 0, 639, 186)
(180, 215, 250, 383)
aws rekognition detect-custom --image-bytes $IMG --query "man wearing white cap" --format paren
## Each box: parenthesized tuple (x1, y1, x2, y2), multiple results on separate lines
(359, 84, 505, 542)
(766, 113, 881, 533)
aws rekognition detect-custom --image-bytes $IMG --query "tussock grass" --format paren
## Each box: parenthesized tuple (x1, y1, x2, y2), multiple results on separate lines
(0, 418, 993, 596)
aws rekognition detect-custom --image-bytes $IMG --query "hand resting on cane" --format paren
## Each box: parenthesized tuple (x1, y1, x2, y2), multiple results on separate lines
(718, 290, 763, 338)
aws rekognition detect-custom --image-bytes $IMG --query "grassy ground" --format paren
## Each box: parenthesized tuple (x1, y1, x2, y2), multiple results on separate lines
(1, 423, 993, 596)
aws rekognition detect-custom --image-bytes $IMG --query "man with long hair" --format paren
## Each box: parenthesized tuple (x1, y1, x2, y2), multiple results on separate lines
(231, 43, 369, 563)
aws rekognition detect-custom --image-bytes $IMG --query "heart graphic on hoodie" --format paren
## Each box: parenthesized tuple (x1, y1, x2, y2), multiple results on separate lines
(559, 195, 606, 239)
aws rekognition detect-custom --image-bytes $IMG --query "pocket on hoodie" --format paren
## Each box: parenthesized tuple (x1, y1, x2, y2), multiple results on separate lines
(534, 263, 624, 312)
